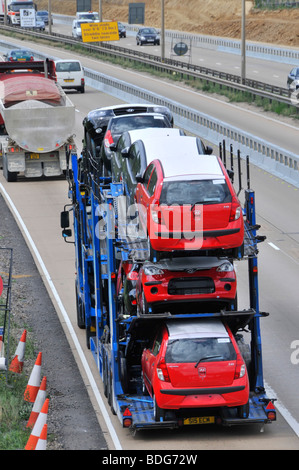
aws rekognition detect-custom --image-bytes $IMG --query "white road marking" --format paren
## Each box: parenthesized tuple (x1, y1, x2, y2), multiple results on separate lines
(268, 242, 280, 251)
(0, 182, 122, 451)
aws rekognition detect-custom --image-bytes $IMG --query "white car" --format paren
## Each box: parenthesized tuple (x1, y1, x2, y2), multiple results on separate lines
(72, 19, 90, 39)
(55, 59, 85, 94)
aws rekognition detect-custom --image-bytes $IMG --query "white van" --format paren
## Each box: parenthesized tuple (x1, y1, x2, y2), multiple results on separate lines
(76, 11, 100, 22)
(55, 60, 85, 93)
(72, 19, 90, 39)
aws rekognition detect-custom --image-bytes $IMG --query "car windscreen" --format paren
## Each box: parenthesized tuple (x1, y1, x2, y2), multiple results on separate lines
(56, 62, 81, 72)
(11, 51, 30, 57)
(110, 115, 169, 134)
(160, 179, 232, 205)
(165, 337, 236, 363)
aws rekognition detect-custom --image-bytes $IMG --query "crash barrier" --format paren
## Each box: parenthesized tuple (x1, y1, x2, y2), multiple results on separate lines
(0, 41, 297, 187)
(54, 14, 299, 65)
(84, 67, 299, 189)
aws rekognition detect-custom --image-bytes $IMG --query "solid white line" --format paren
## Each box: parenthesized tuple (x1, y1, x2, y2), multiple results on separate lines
(265, 381, 299, 438)
(268, 242, 280, 251)
(0, 183, 122, 451)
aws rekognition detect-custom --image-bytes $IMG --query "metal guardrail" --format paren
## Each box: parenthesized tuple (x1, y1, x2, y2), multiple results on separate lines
(0, 26, 298, 188)
(84, 67, 299, 188)
(0, 24, 297, 108)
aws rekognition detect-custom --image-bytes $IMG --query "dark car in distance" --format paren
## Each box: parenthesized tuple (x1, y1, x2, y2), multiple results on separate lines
(136, 27, 160, 46)
(36, 10, 53, 25)
(118, 22, 126, 38)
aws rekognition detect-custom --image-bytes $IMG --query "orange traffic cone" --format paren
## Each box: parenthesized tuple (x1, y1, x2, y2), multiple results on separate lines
(25, 398, 49, 450)
(9, 329, 27, 373)
(35, 424, 48, 450)
(24, 352, 42, 403)
(26, 376, 47, 428)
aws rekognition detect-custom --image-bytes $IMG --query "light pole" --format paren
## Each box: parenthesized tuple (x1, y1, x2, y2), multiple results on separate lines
(48, 0, 52, 35)
(99, 0, 102, 22)
(241, 0, 246, 84)
(161, 0, 165, 62)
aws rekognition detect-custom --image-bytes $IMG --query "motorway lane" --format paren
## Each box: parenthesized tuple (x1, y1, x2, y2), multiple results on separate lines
(0, 83, 298, 449)
(53, 21, 296, 89)
(0, 34, 298, 447)
(1, 33, 298, 159)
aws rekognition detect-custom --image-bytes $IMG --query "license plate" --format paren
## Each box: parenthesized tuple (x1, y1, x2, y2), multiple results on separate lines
(183, 416, 215, 425)
(64, 79, 74, 82)
(30, 153, 40, 160)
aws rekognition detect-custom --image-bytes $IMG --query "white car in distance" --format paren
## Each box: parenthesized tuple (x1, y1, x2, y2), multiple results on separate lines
(55, 59, 85, 94)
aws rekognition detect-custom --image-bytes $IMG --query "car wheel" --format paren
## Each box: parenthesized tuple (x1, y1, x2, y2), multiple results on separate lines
(79, 86, 85, 94)
(153, 394, 165, 422)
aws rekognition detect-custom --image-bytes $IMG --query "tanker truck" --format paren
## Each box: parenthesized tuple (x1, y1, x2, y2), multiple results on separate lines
(0, 59, 76, 182)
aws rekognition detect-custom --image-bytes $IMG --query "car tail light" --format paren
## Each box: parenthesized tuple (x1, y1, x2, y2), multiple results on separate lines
(81, 78, 85, 86)
(151, 204, 164, 224)
(229, 196, 241, 222)
(104, 130, 114, 148)
(234, 354, 246, 379)
(156, 357, 170, 382)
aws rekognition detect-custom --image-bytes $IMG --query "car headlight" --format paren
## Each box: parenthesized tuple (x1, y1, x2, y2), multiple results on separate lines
(216, 261, 234, 272)
(143, 266, 164, 276)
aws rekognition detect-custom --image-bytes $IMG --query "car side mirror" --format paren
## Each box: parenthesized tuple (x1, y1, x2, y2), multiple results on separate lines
(135, 174, 143, 183)
(121, 147, 130, 158)
(109, 143, 117, 151)
(206, 146, 213, 155)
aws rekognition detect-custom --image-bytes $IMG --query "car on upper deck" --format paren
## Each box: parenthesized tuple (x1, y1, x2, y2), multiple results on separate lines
(82, 104, 174, 167)
(134, 140, 244, 258)
(99, 113, 173, 176)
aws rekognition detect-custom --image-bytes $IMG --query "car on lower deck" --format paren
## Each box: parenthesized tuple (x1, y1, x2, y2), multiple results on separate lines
(141, 318, 250, 422)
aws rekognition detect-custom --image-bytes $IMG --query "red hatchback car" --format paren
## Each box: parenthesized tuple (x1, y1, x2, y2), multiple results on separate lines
(135, 148, 244, 258)
(141, 319, 250, 422)
(136, 256, 237, 315)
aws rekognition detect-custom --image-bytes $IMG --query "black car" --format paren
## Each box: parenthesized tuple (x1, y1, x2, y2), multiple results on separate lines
(82, 104, 174, 169)
(36, 10, 53, 25)
(99, 113, 173, 175)
(118, 22, 126, 38)
(136, 27, 160, 46)
(287, 67, 299, 92)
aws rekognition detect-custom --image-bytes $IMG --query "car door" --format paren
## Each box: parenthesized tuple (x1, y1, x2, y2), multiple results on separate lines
(143, 328, 164, 391)
(112, 133, 130, 182)
(135, 163, 155, 232)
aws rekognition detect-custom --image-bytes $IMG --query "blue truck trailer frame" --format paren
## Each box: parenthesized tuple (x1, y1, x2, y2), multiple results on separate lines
(61, 142, 276, 431)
